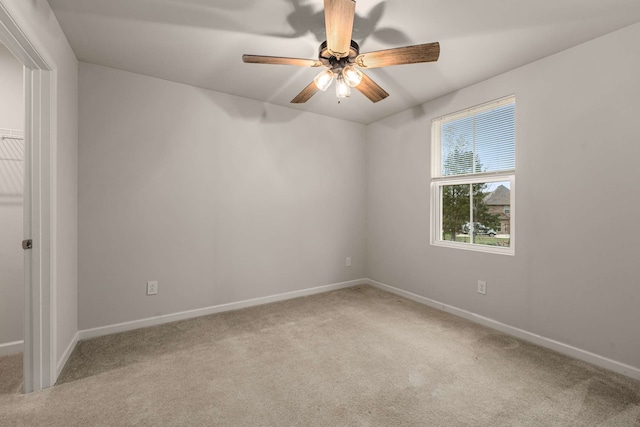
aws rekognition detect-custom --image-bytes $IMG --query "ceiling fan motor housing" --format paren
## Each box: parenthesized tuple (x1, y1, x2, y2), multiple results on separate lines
(319, 40, 360, 70)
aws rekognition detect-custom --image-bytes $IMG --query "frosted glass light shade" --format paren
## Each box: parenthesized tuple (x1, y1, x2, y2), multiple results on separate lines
(335, 73, 351, 98)
(343, 65, 362, 87)
(314, 69, 334, 91)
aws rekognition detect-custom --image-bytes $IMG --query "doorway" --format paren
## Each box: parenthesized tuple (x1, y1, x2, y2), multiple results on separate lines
(0, 41, 25, 394)
(0, 133, 24, 395)
(0, 1, 56, 392)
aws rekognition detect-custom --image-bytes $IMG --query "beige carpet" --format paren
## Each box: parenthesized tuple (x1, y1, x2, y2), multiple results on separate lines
(1, 285, 639, 426)
(0, 352, 22, 395)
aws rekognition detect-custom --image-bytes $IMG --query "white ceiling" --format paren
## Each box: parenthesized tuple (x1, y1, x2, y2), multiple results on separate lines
(47, 0, 640, 124)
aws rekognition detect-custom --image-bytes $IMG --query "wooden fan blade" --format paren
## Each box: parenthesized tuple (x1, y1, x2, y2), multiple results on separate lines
(242, 54, 322, 67)
(324, 0, 356, 59)
(355, 42, 440, 69)
(291, 81, 320, 103)
(355, 72, 389, 103)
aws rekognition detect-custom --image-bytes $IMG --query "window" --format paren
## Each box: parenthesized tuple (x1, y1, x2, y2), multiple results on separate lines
(431, 95, 515, 255)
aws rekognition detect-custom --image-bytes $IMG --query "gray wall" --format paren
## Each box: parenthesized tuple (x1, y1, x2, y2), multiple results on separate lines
(78, 63, 366, 329)
(366, 23, 640, 369)
(0, 43, 24, 346)
(8, 0, 79, 368)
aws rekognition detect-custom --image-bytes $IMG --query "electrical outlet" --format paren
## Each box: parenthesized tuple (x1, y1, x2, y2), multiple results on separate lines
(147, 281, 158, 295)
(477, 280, 487, 295)
(346, 257, 352, 267)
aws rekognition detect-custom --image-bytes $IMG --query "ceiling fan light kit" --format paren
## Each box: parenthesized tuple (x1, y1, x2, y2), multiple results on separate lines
(242, 0, 440, 104)
(313, 41, 362, 96)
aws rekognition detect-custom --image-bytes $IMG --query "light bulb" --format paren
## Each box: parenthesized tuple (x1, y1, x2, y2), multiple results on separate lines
(314, 69, 334, 91)
(343, 65, 362, 87)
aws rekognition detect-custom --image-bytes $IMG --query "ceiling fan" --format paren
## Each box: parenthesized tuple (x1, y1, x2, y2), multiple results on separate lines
(242, 0, 440, 103)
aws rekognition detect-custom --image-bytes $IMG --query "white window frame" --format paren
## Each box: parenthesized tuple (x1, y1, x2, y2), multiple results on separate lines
(430, 95, 515, 256)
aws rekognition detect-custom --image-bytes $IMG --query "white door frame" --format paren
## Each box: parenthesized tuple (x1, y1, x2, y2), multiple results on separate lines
(0, 1, 56, 392)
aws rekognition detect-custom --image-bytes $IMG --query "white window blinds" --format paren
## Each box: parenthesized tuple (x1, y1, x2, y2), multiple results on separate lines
(435, 96, 515, 178)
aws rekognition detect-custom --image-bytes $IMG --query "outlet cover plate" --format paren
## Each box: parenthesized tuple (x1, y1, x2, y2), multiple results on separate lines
(477, 280, 487, 295)
(147, 281, 158, 295)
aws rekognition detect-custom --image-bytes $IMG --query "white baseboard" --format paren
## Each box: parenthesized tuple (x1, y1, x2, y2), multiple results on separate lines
(367, 278, 640, 381)
(56, 331, 79, 378)
(79, 279, 366, 341)
(0, 340, 23, 356)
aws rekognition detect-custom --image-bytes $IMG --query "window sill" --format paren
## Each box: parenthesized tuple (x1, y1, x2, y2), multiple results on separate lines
(431, 239, 515, 256)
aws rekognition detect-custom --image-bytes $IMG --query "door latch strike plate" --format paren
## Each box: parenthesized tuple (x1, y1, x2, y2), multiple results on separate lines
(22, 239, 33, 250)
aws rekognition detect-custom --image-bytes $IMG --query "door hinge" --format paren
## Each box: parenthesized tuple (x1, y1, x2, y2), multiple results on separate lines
(22, 239, 33, 250)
